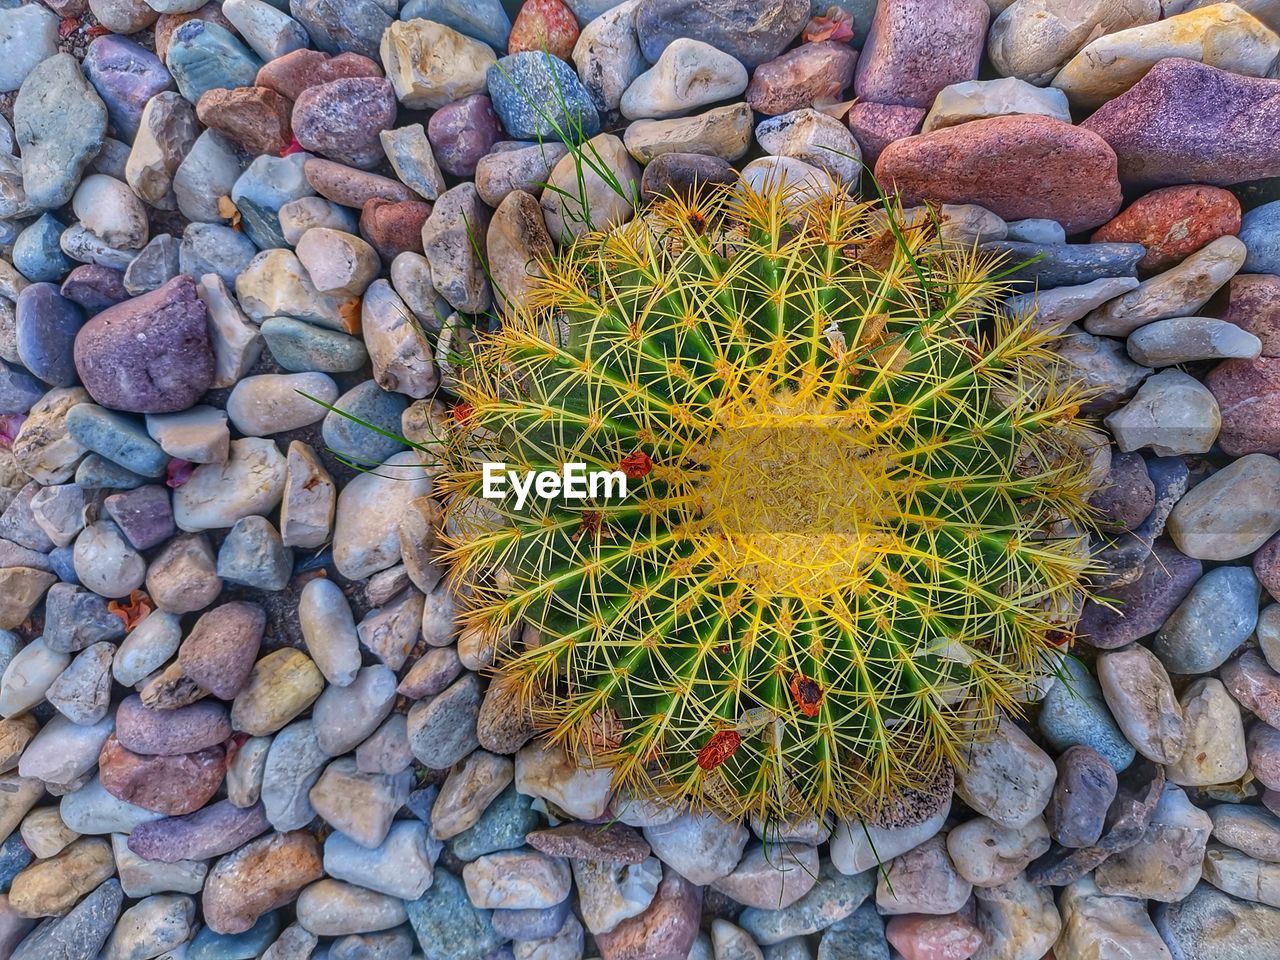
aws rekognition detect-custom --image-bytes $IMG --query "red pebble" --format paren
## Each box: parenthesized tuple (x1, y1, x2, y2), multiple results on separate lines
(1092, 184, 1241, 272)
(508, 0, 581, 60)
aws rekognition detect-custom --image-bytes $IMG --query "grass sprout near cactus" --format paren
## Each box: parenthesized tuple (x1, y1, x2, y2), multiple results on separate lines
(439, 176, 1102, 822)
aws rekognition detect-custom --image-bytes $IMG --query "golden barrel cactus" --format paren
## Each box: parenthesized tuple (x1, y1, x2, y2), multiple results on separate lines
(440, 179, 1099, 822)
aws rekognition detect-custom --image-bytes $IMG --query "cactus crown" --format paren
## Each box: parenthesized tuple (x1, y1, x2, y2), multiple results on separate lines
(442, 180, 1098, 821)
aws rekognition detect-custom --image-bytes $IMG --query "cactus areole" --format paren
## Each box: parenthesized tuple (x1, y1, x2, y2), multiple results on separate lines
(441, 180, 1100, 821)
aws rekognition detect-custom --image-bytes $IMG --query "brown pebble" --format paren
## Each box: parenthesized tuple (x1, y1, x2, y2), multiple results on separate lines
(746, 41, 857, 117)
(196, 86, 293, 156)
(594, 869, 702, 960)
(98, 734, 226, 816)
(177, 600, 266, 700)
(875, 114, 1123, 234)
(360, 197, 431, 262)
(8, 837, 115, 919)
(1092, 185, 1242, 272)
(304, 158, 419, 208)
(526, 822, 652, 864)
(202, 830, 324, 935)
(255, 48, 384, 102)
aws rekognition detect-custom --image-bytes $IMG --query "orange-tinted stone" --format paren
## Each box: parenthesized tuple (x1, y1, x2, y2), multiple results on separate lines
(203, 830, 324, 934)
(875, 115, 1123, 235)
(196, 86, 293, 156)
(1092, 185, 1241, 271)
(508, 0, 580, 60)
(360, 197, 432, 262)
(98, 735, 226, 816)
(886, 913, 985, 960)
(304, 159, 419, 208)
(255, 49, 384, 103)
(595, 868, 701, 960)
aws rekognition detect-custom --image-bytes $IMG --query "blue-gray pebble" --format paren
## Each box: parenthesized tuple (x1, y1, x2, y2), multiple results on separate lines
(405, 869, 504, 960)
(188, 911, 283, 960)
(13, 53, 108, 211)
(978, 241, 1146, 291)
(1141, 456, 1190, 540)
(291, 0, 393, 60)
(634, 0, 809, 69)
(405, 784, 437, 824)
(47, 544, 79, 584)
(11, 878, 122, 960)
(260, 316, 369, 373)
(0, 631, 17, 678)
(1038, 655, 1136, 772)
(0, 219, 22, 255)
(322, 380, 408, 466)
(1155, 883, 1280, 960)
(1240, 200, 1280, 275)
(487, 53, 601, 143)
(43, 583, 126, 652)
(124, 233, 181, 296)
(1152, 566, 1260, 675)
(450, 784, 541, 862)
(0, 361, 46, 414)
(332, 930, 419, 960)
(12, 214, 73, 282)
(166, 20, 263, 104)
(1005, 218, 1068, 245)
(66, 405, 170, 478)
(818, 900, 888, 960)
(739, 862, 874, 945)
(216, 516, 293, 591)
(0, 834, 31, 893)
(231, 152, 314, 251)
(15, 282, 83, 386)
(75, 453, 149, 491)
(179, 223, 259, 289)
(401, 0, 511, 49)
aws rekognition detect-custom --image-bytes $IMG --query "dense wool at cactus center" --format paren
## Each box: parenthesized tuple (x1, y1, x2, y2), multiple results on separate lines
(442, 178, 1102, 822)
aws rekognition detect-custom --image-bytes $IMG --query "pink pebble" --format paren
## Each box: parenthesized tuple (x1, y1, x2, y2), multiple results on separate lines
(886, 913, 985, 960)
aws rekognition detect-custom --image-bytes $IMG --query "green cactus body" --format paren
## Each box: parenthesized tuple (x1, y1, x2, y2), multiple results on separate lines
(442, 182, 1098, 821)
